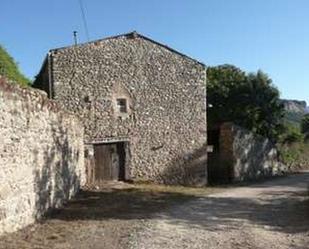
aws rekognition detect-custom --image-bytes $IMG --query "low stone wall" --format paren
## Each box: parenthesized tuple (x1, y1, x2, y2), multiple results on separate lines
(0, 77, 85, 235)
(208, 123, 287, 183)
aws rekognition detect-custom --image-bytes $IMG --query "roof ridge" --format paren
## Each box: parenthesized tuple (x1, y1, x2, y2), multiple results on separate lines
(50, 31, 206, 66)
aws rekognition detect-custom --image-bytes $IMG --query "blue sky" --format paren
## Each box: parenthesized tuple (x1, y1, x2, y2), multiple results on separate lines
(1, 0, 308, 103)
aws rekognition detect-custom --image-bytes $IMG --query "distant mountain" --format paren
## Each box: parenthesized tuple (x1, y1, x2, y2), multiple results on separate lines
(282, 99, 307, 113)
(281, 99, 308, 127)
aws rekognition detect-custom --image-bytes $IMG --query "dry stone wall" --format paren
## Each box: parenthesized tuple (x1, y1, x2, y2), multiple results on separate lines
(0, 77, 85, 235)
(35, 33, 207, 185)
(208, 123, 287, 183)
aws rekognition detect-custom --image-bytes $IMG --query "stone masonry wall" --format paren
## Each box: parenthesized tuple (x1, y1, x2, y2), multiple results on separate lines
(208, 123, 287, 183)
(0, 77, 85, 235)
(35, 33, 207, 185)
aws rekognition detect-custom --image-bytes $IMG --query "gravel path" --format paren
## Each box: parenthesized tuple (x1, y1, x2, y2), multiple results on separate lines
(1, 173, 308, 249)
(132, 173, 309, 249)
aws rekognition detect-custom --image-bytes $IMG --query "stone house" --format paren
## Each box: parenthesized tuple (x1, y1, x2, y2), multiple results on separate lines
(33, 31, 207, 186)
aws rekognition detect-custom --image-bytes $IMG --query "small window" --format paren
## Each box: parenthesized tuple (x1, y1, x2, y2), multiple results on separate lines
(116, 98, 128, 113)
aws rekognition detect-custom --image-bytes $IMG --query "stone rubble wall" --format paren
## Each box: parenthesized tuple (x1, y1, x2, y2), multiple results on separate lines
(208, 123, 287, 183)
(0, 77, 85, 235)
(35, 33, 207, 186)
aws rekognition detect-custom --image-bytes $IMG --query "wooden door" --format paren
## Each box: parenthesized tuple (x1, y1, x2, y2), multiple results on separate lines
(94, 144, 119, 181)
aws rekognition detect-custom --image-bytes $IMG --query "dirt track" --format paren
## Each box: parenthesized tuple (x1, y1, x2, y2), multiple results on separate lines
(0, 173, 308, 249)
(132, 173, 309, 249)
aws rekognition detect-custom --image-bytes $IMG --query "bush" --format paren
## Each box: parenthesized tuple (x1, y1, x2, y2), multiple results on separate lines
(301, 114, 309, 136)
(278, 142, 309, 170)
(282, 131, 303, 144)
(279, 123, 304, 144)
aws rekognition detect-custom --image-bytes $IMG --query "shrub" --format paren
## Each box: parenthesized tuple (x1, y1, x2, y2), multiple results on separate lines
(301, 114, 309, 135)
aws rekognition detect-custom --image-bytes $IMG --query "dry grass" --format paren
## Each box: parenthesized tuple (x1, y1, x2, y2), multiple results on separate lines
(131, 182, 221, 196)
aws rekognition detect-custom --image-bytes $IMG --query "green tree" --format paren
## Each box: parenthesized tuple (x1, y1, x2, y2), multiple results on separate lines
(0, 45, 30, 85)
(207, 65, 284, 140)
(207, 64, 247, 125)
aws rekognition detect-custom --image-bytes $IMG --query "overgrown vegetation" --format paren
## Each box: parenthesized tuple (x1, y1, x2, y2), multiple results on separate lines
(279, 123, 304, 144)
(207, 64, 308, 170)
(0, 45, 30, 85)
(278, 142, 309, 170)
(301, 114, 309, 139)
(278, 114, 309, 170)
(207, 64, 284, 141)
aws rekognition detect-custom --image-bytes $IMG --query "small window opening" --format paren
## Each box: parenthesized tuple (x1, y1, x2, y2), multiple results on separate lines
(116, 98, 128, 113)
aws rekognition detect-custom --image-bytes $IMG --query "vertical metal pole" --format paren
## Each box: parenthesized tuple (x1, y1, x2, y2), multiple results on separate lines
(73, 31, 78, 45)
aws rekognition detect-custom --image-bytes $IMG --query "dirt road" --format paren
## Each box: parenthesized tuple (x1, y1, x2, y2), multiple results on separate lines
(0, 173, 308, 249)
(132, 173, 309, 249)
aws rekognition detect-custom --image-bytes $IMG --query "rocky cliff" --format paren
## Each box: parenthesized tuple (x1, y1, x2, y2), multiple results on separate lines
(282, 99, 308, 113)
(281, 99, 308, 125)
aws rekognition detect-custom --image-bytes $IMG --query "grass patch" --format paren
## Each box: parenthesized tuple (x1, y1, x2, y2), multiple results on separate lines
(131, 182, 221, 197)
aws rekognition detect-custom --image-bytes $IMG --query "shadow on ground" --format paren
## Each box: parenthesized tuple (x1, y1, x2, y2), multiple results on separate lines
(163, 193, 309, 234)
(1, 174, 309, 249)
(49, 176, 309, 235)
(49, 187, 195, 220)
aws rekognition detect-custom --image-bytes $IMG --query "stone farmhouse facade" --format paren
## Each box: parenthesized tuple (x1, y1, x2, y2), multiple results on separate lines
(33, 31, 207, 186)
